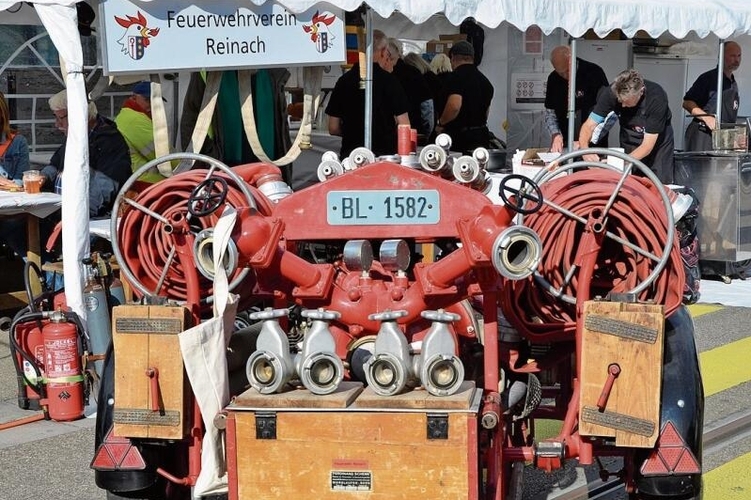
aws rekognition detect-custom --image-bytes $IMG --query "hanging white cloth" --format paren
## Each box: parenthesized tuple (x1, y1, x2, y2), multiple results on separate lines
(178, 207, 239, 498)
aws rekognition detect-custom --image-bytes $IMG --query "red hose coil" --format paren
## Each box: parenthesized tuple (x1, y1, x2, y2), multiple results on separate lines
(118, 165, 277, 305)
(500, 169, 685, 342)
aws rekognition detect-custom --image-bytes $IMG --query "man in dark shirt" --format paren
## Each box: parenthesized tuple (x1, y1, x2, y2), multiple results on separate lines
(325, 29, 409, 158)
(682, 41, 742, 151)
(544, 45, 609, 152)
(579, 69, 674, 183)
(434, 40, 494, 153)
(387, 38, 434, 141)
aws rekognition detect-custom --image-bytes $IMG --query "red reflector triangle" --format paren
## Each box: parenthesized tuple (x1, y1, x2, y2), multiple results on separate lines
(659, 447, 685, 471)
(674, 449, 701, 474)
(120, 447, 147, 469)
(91, 446, 116, 470)
(107, 442, 130, 465)
(657, 421, 684, 447)
(90, 427, 145, 471)
(640, 451, 669, 475)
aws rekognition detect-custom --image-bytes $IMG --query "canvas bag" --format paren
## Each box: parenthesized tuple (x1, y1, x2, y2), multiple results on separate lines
(178, 207, 239, 498)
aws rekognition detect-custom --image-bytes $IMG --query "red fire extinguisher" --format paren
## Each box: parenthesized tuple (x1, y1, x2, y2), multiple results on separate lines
(42, 310, 86, 422)
(13, 319, 46, 410)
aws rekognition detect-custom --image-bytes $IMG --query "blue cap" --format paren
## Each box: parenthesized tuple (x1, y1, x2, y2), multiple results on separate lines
(132, 81, 151, 98)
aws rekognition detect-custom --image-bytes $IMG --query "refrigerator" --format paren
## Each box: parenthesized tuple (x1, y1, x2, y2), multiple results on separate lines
(634, 56, 716, 151)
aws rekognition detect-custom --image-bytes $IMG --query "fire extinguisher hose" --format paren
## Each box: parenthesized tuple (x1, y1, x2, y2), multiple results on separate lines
(500, 170, 685, 341)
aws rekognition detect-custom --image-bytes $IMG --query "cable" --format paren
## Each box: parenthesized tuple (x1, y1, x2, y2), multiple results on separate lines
(501, 169, 685, 342)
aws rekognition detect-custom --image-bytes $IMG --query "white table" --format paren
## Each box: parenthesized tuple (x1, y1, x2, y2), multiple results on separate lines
(0, 191, 61, 305)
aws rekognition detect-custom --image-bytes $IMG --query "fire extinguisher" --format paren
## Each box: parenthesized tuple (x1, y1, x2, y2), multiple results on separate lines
(43, 310, 86, 421)
(7, 261, 67, 410)
(9, 309, 88, 421)
(10, 316, 45, 410)
(96, 253, 126, 307)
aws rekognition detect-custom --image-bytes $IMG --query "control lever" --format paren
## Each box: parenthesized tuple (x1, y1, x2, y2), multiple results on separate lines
(596, 363, 621, 411)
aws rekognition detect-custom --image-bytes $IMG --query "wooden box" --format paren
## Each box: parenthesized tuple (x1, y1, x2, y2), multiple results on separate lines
(226, 381, 481, 499)
(112, 304, 191, 439)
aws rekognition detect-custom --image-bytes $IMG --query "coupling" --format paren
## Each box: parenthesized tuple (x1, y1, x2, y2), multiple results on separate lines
(363, 310, 413, 396)
(295, 308, 344, 395)
(246, 308, 295, 394)
(413, 310, 465, 397)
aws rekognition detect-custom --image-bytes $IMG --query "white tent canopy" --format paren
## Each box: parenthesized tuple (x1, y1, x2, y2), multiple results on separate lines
(3, 0, 751, 323)
(125, 0, 751, 37)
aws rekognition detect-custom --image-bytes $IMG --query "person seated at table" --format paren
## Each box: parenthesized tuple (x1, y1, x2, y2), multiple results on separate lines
(41, 89, 132, 218)
(3, 90, 131, 280)
(0, 91, 30, 188)
(0, 91, 33, 260)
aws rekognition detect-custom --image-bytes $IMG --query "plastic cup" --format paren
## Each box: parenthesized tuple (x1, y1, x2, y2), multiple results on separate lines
(23, 170, 42, 194)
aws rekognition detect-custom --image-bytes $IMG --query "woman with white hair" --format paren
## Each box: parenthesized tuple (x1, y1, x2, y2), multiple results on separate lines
(430, 53, 452, 75)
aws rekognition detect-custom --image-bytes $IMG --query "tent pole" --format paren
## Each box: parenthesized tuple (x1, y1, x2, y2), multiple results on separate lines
(567, 38, 577, 150)
(716, 39, 725, 129)
(364, 6, 373, 150)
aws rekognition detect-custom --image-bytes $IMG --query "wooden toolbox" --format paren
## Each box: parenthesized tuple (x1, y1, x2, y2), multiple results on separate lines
(112, 304, 192, 439)
(225, 381, 481, 499)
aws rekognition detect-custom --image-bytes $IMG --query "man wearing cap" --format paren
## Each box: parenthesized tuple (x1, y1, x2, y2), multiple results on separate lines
(115, 81, 166, 185)
(434, 40, 494, 153)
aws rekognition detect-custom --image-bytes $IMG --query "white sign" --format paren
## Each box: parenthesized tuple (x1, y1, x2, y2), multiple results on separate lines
(99, 0, 346, 75)
(510, 72, 547, 110)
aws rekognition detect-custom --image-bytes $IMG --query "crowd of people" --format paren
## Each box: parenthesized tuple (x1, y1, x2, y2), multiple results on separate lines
(325, 30, 495, 157)
(0, 35, 743, 281)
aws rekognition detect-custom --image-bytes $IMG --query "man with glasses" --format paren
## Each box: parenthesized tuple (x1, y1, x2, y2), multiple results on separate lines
(42, 89, 131, 217)
(578, 69, 674, 183)
(326, 29, 409, 157)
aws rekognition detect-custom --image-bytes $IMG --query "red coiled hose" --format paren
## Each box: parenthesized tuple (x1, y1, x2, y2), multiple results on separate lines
(500, 169, 685, 342)
(118, 164, 278, 305)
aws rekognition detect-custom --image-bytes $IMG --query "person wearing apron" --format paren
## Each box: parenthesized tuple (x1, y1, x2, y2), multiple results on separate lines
(578, 69, 675, 184)
(683, 41, 742, 152)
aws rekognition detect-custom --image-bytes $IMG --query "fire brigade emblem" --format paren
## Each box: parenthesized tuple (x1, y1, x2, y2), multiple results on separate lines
(114, 11, 160, 61)
(302, 11, 337, 53)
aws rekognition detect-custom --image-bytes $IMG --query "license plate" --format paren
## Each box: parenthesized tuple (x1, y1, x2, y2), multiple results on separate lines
(327, 190, 440, 225)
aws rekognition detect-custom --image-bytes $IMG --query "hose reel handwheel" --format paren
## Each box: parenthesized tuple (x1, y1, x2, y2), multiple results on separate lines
(498, 174, 544, 215)
(188, 176, 229, 217)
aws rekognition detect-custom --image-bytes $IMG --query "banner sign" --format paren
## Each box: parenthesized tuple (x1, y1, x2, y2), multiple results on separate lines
(99, 0, 346, 74)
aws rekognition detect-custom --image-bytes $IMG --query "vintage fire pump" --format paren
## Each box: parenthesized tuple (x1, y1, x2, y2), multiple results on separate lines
(93, 146, 703, 500)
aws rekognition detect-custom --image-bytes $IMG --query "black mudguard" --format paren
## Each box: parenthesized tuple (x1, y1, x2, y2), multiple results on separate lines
(634, 305, 704, 498)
